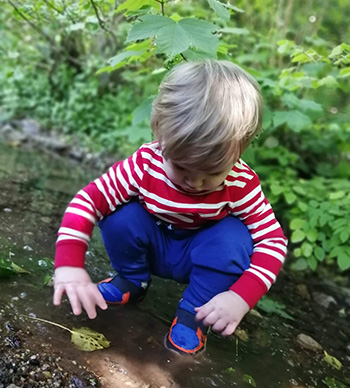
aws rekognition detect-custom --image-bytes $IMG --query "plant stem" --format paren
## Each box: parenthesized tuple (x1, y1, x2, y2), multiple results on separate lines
(21, 315, 73, 333)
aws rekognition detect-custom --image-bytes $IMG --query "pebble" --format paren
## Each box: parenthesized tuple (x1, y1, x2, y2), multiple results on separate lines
(296, 334, 322, 352)
(312, 292, 337, 309)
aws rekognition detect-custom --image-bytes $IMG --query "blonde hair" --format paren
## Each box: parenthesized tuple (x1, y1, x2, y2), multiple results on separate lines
(150, 60, 263, 170)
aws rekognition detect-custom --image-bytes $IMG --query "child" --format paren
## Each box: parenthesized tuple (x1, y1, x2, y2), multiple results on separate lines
(53, 60, 287, 355)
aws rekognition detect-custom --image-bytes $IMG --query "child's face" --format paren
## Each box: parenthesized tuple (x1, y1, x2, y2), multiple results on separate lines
(163, 158, 235, 193)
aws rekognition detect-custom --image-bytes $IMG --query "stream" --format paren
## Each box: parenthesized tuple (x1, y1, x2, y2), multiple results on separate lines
(0, 141, 349, 388)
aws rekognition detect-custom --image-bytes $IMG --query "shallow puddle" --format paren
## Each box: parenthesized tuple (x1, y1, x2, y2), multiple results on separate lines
(0, 142, 349, 388)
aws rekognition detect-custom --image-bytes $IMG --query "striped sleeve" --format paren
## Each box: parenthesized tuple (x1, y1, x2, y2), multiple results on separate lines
(54, 148, 144, 268)
(228, 169, 288, 308)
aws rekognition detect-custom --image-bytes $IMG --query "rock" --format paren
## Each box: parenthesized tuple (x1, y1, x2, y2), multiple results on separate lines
(18, 119, 41, 136)
(0, 124, 27, 144)
(296, 334, 322, 352)
(312, 292, 337, 309)
(30, 135, 69, 153)
(295, 284, 310, 300)
(6, 384, 21, 388)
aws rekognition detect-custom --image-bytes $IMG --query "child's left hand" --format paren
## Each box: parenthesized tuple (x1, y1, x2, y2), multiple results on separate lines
(195, 291, 249, 336)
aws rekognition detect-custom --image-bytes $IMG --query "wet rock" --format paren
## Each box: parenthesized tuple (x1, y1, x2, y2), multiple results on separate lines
(296, 334, 322, 352)
(0, 124, 27, 144)
(6, 384, 21, 388)
(346, 344, 350, 354)
(312, 292, 337, 309)
(17, 119, 41, 136)
(295, 284, 310, 300)
(30, 135, 69, 153)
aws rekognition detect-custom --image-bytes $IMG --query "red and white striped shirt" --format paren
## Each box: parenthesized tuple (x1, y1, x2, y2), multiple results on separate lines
(55, 142, 287, 308)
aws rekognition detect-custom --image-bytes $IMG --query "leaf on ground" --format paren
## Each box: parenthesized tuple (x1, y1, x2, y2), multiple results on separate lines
(256, 296, 294, 320)
(0, 257, 29, 277)
(71, 327, 111, 352)
(242, 374, 256, 387)
(323, 351, 342, 370)
(324, 376, 348, 388)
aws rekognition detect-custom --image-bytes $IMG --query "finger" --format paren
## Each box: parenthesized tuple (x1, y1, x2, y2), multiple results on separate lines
(78, 287, 97, 319)
(94, 287, 108, 310)
(195, 303, 214, 321)
(202, 310, 220, 327)
(65, 285, 82, 316)
(211, 319, 228, 334)
(221, 322, 237, 337)
(53, 285, 65, 306)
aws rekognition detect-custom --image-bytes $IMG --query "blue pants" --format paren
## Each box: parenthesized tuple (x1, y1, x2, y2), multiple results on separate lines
(99, 201, 253, 308)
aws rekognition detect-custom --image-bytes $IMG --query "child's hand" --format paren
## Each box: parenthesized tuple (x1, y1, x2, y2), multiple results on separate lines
(195, 291, 249, 336)
(53, 267, 108, 319)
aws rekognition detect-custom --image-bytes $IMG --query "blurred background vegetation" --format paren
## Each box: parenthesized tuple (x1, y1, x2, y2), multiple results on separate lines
(0, 0, 349, 275)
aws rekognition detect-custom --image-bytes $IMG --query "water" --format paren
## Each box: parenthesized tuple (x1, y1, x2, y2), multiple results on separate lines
(0, 142, 349, 388)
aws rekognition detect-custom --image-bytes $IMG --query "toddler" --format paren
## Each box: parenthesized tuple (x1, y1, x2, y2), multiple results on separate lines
(53, 60, 287, 355)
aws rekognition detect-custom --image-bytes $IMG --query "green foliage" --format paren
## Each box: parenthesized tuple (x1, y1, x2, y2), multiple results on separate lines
(1, 0, 350, 273)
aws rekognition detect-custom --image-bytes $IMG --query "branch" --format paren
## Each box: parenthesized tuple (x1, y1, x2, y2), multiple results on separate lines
(156, 0, 165, 16)
(42, 0, 64, 15)
(89, 0, 117, 46)
(7, 0, 82, 67)
(8, 0, 55, 45)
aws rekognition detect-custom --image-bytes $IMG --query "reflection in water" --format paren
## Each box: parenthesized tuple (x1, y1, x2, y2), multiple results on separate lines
(0, 143, 349, 388)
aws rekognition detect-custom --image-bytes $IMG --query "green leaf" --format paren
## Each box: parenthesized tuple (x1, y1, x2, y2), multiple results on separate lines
(256, 296, 294, 320)
(270, 184, 284, 195)
(337, 251, 350, 271)
(156, 22, 191, 56)
(242, 374, 256, 387)
(301, 242, 313, 257)
(329, 191, 345, 200)
(117, 0, 158, 13)
(315, 247, 325, 261)
(323, 351, 342, 370)
(273, 110, 312, 132)
(305, 229, 318, 243)
(11, 262, 30, 274)
(324, 377, 348, 388)
(132, 95, 155, 125)
(284, 191, 297, 204)
(307, 256, 317, 270)
(127, 16, 218, 57)
(291, 230, 305, 243)
(126, 15, 172, 42)
(108, 50, 143, 68)
(178, 18, 218, 56)
(291, 258, 308, 271)
(207, 0, 230, 21)
(71, 327, 111, 352)
(340, 231, 349, 243)
(220, 27, 250, 35)
(290, 218, 306, 230)
(222, 4, 245, 13)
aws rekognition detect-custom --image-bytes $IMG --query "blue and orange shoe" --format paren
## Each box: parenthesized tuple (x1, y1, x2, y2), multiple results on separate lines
(98, 275, 150, 304)
(165, 299, 208, 355)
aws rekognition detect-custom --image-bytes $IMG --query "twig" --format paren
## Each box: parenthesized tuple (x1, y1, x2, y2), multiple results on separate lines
(42, 0, 64, 15)
(156, 0, 165, 16)
(89, 0, 117, 46)
(7, 0, 82, 67)
(8, 0, 55, 45)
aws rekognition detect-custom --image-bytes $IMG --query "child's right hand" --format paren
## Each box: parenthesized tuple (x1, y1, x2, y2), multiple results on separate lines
(53, 266, 108, 319)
